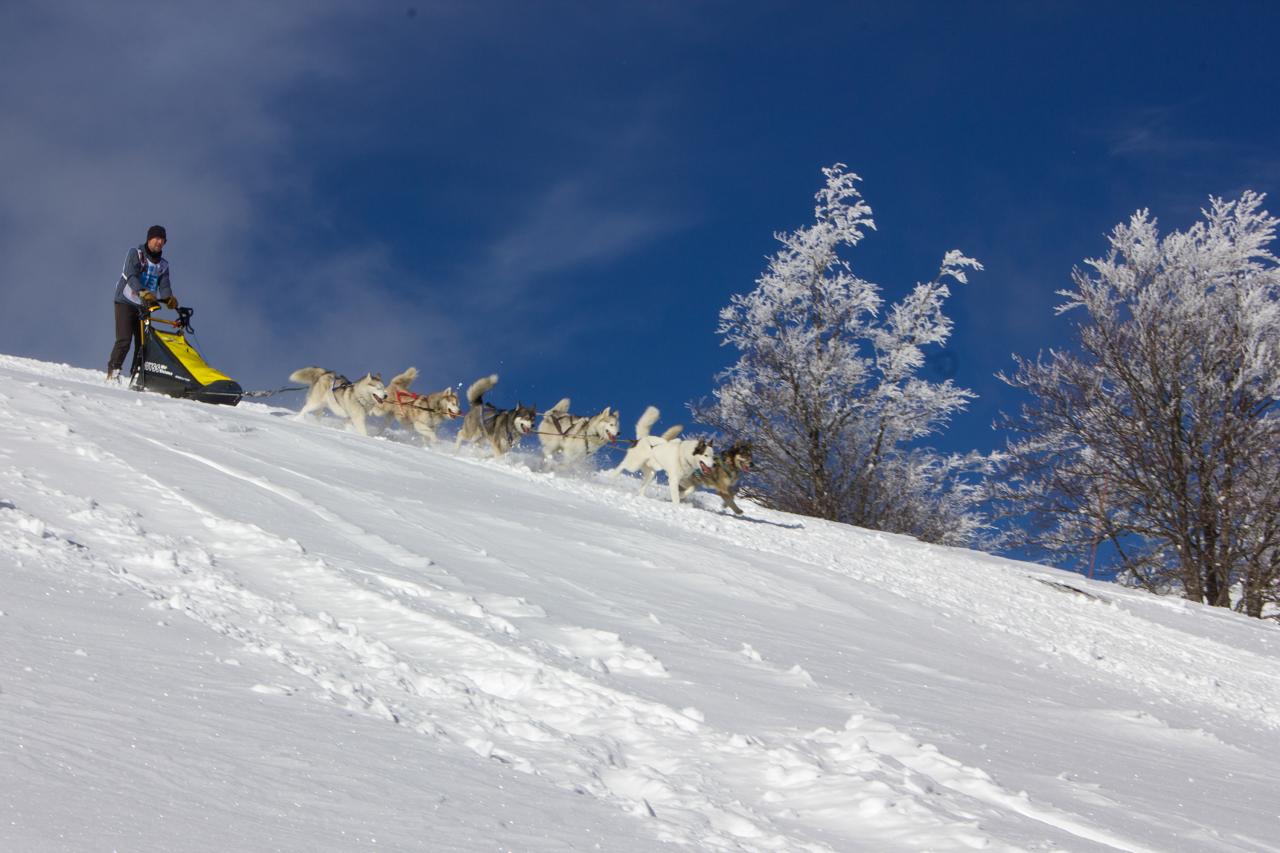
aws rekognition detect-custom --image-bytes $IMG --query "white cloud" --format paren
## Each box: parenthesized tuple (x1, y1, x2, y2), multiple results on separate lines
(0, 1, 470, 389)
(0, 2, 697, 394)
(474, 177, 682, 306)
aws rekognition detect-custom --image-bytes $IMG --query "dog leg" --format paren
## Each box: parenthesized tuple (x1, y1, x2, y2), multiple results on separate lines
(429, 416, 447, 444)
(297, 391, 326, 423)
(669, 478, 683, 506)
(609, 447, 642, 477)
(349, 408, 368, 436)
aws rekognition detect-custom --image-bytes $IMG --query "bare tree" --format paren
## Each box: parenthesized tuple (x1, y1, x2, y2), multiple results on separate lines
(992, 194, 1280, 616)
(695, 164, 994, 546)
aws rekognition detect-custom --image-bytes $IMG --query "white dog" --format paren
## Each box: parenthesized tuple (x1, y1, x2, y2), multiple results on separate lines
(289, 367, 388, 437)
(609, 406, 714, 505)
(537, 398, 620, 463)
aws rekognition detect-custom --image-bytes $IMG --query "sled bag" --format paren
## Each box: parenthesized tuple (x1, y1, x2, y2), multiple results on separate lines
(134, 326, 243, 406)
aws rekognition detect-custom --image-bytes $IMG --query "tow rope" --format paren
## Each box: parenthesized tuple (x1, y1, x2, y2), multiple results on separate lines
(240, 385, 306, 399)
(528, 428, 634, 446)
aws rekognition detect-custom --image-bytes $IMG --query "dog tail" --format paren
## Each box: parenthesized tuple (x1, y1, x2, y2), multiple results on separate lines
(547, 397, 571, 415)
(289, 367, 328, 385)
(466, 373, 499, 406)
(388, 366, 417, 391)
(660, 425, 684, 440)
(635, 405, 660, 439)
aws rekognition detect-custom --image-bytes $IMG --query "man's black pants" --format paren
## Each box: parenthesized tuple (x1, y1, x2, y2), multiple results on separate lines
(107, 302, 143, 374)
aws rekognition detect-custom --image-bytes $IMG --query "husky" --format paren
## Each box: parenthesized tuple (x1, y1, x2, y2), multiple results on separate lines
(290, 367, 387, 437)
(609, 406, 714, 506)
(454, 374, 537, 458)
(372, 367, 462, 445)
(537, 398, 620, 463)
(679, 441, 753, 515)
(371, 366, 420, 421)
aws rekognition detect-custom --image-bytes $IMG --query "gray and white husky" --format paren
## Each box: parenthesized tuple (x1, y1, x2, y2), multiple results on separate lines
(372, 367, 462, 445)
(290, 367, 388, 436)
(609, 406, 714, 506)
(679, 440, 753, 515)
(537, 398, 620, 463)
(454, 374, 537, 458)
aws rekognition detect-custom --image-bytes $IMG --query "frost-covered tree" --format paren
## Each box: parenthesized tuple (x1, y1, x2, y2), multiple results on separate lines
(695, 164, 993, 545)
(992, 194, 1280, 617)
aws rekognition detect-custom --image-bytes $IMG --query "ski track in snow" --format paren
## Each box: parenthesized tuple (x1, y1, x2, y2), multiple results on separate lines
(529, 464, 1280, 737)
(3, 355, 1278, 852)
(0, 375, 991, 851)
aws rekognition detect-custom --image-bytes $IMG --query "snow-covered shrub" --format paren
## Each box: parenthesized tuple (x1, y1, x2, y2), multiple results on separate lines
(695, 164, 994, 546)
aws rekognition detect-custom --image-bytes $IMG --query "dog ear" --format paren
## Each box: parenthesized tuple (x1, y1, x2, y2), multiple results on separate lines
(371, 372, 382, 382)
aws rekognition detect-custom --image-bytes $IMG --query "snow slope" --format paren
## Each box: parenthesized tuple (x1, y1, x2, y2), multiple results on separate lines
(2, 353, 1278, 852)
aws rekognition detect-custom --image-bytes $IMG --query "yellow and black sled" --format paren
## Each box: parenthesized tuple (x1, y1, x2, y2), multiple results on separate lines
(129, 305, 243, 406)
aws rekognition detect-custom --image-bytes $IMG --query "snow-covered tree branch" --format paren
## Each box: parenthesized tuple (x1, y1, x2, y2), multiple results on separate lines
(694, 164, 994, 545)
(992, 193, 1280, 616)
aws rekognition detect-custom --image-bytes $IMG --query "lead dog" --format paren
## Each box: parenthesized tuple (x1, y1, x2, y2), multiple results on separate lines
(373, 367, 462, 445)
(680, 441, 753, 515)
(454, 374, 537, 457)
(609, 406, 714, 506)
(537, 398, 620, 463)
(289, 367, 387, 436)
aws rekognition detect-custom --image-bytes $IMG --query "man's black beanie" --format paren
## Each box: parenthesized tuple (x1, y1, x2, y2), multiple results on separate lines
(146, 224, 167, 242)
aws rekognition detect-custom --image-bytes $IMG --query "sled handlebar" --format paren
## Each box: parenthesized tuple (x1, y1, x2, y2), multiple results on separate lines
(144, 304, 194, 331)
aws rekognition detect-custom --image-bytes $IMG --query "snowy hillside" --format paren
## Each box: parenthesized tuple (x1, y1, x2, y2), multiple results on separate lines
(2, 353, 1278, 853)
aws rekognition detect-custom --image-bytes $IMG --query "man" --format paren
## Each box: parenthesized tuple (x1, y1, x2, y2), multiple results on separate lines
(107, 225, 179, 382)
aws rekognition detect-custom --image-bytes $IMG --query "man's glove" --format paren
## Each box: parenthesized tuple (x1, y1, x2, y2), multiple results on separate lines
(164, 296, 179, 309)
(140, 290, 158, 304)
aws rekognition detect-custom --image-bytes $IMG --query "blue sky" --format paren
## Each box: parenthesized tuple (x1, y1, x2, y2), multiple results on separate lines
(3, 1, 1278, 467)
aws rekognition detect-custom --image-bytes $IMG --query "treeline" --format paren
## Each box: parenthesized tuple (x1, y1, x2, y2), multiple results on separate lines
(696, 164, 1279, 618)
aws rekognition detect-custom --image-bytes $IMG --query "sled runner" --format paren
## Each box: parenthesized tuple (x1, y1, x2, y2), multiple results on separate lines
(129, 305, 243, 406)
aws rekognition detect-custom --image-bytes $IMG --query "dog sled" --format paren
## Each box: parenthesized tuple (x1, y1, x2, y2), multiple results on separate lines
(129, 305, 244, 406)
